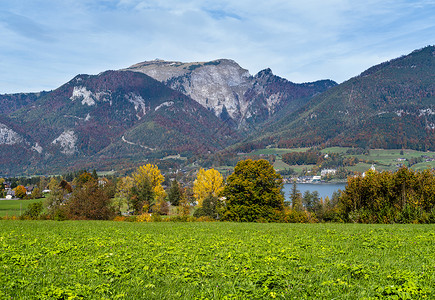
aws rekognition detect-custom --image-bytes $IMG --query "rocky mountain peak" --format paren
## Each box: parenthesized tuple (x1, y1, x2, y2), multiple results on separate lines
(255, 68, 274, 79)
(124, 59, 333, 129)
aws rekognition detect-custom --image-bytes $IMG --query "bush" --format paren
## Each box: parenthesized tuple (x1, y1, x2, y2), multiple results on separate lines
(282, 209, 316, 223)
(22, 201, 43, 219)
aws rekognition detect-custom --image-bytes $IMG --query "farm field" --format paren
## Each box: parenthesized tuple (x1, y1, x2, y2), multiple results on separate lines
(0, 221, 433, 299)
(0, 198, 43, 217)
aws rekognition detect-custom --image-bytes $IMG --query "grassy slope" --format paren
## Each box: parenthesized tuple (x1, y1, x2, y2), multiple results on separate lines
(243, 147, 435, 174)
(0, 221, 433, 299)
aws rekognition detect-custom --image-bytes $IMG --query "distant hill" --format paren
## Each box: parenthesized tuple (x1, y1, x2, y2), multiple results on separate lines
(0, 71, 239, 175)
(247, 46, 435, 151)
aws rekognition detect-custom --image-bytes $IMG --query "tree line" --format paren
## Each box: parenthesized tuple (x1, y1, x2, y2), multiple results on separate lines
(3, 161, 435, 223)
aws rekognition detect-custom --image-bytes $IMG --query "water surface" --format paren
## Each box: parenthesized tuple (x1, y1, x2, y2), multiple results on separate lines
(283, 183, 346, 200)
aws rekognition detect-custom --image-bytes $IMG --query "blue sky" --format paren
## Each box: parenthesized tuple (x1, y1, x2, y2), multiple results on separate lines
(1, 0, 434, 93)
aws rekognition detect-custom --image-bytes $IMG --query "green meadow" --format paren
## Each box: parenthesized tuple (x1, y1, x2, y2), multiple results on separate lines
(251, 147, 435, 174)
(1, 221, 433, 299)
(0, 199, 43, 217)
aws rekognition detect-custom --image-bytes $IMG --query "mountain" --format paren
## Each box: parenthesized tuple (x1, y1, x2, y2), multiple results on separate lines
(125, 59, 336, 129)
(0, 70, 239, 175)
(246, 46, 435, 151)
(0, 92, 49, 115)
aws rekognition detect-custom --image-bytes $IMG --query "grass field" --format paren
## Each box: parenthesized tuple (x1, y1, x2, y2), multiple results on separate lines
(0, 198, 43, 217)
(1, 221, 433, 299)
(249, 147, 309, 156)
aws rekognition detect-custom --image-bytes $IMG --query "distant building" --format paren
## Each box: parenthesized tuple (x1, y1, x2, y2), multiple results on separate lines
(362, 165, 376, 177)
(312, 176, 321, 182)
(321, 169, 337, 177)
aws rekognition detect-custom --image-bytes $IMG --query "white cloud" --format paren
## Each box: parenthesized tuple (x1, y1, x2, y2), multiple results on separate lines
(0, 0, 434, 93)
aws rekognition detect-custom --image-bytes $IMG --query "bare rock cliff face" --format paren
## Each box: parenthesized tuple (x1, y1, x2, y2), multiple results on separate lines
(126, 59, 251, 126)
(125, 59, 336, 129)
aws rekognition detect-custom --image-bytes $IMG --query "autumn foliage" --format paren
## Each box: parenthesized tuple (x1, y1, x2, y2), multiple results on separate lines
(193, 168, 224, 207)
(14, 185, 27, 199)
(339, 167, 435, 223)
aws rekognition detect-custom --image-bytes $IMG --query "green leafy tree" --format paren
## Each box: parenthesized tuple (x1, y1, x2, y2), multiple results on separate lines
(30, 187, 43, 199)
(167, 179, 183, 206)
(23, 201, 43, 219)
(44, 177, 70, 219)
(0, 182, 5, 198)
(130, 177, 154, 214)
(114, 176, 134, 215)
(92, 169, 98, 180)
(339, 167, 435, 223)
(193, 195, 220, 219)
(178, 190, 191, 216)
(290, 181, 303, 211)
(222, 159, 285, 222)
(302, 190, 321, 213)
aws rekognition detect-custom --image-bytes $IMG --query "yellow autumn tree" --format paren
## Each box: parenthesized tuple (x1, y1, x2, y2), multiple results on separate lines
(193, 168, 224, 207)
(14, 185, 27, 199)
(132, 164, 167, 213)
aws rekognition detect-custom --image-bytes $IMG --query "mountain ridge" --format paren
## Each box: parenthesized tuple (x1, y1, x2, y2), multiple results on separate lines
(1, 47, 433, 176)
(245, 45, 435, 151)
(125, 58, 336, 129)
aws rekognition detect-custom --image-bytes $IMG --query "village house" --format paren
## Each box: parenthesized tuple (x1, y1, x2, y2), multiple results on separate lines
(321, 169, 337, 177)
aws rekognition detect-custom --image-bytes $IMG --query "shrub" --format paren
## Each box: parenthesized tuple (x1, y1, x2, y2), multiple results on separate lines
(22, 201, 43, 219)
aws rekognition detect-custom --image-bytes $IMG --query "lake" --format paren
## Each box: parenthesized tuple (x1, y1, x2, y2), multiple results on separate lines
(283, 183, 346, 200)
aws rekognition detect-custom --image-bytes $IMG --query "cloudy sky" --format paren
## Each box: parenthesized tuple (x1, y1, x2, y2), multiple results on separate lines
(1, 0, 434, 93)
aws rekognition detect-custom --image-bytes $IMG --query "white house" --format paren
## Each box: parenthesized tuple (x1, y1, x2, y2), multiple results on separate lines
(312, 176, 321, 182)
(321, 169, 337, 177)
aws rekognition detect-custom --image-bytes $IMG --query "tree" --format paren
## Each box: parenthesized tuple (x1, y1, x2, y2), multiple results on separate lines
(132, 164, 166, 204)
(193, 168, 224, 207)
(130, 177, 154, 214)
(65, 180, 115, 220)
(44, 177, 68, 220)
(222, 159, 285, 222)
(167, 179, 183, 206)
(92, 169, 98, 180)
(178, 189, 191, 216)
(23, 201, 43, 219)
(193, 195, 220, 219)
(290, 180, 303, 211)
(30, 187, 43, 199)
(0, 182, 5, 198)
(74, 171, 94, 188)
(302, 190, 321, 213)
(114, 176, 134, 215)
(338, 167, 435, 223)
(59, 180, 73, 193)
(38, 176, 48, 192)
(14, 185, 27, 199)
